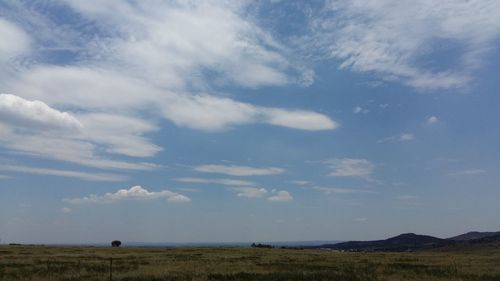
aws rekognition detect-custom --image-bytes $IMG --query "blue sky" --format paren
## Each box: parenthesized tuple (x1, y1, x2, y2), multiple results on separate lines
(1, 0, 500, 244)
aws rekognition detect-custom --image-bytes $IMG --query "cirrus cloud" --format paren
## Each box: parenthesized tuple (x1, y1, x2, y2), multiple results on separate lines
(303, 0, 500, 90)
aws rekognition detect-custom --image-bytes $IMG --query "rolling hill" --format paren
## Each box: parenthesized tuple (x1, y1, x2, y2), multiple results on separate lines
(314, 231, 500, 252)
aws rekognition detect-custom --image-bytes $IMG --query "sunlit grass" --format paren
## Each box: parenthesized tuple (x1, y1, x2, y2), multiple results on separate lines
(1, 246, 499, 281)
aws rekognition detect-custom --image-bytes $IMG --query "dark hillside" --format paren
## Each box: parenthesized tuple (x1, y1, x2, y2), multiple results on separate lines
(318, 233, 453, 252)
(448, 231, 500, 241)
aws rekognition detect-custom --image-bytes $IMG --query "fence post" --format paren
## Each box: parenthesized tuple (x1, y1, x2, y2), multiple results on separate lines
(109, 257, 113, 281)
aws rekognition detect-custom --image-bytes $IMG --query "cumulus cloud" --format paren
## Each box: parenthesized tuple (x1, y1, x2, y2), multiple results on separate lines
(325, 158, 374, 177)
(0, 93, 82, 130)
(268, 190, 293, 202)
(194, 164, 286, 176)
(303, 0, 500, 90)
(64, 186, 191, 204)
(0, 164, 126, 182)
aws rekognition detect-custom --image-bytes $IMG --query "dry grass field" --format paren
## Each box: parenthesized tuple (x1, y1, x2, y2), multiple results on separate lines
(1, 245, 500, 281)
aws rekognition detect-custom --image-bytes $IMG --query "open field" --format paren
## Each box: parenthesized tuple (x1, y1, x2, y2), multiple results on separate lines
(1, 246, 500, 281)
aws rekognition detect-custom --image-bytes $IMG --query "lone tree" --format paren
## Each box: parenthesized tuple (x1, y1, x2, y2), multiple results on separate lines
(111, 240, 122, 247)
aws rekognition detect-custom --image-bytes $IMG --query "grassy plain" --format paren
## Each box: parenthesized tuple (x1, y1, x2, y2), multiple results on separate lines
(1, 245, 500, 281)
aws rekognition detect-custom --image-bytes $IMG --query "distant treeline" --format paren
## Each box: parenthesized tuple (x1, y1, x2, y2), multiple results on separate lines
(250, 243, 303, 250)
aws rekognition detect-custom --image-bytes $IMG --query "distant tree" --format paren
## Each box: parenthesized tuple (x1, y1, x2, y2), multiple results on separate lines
(251, 243, 272, 249)
(111, 240, 122, 247)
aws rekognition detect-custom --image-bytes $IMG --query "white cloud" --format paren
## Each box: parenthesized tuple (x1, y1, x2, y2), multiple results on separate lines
(312, 186, 374, 195)
(194, 164, 285, 176)
(305, 0, 500, 90)
(262, 108, 338, 131)
(427, 116, 439, 124)
(0, 18, 30, 62)
(397, 195, 418, 200)
(64, 186, 191, 204)
(0, 93, 82, 130)
(231, 187, 268, 198)
(60, 0, 291, 89)
(0, 94, 159, 170)
(325, 158, 374, 177)
(289, 180, 310, 185)
(0, 1, 338, 173)
(76, 113, 161, 158)
(400, 133, 415, 141)
(60, 207, 71, 213)
(0, 164, 126, 182)
(175, 177, 255, 187)
(268, 190, 293, 202)
(447, 169, 486, 176)
(161, 94, 258, 131)
(353, 106, 369, 114)
(378, 133, 415, 143)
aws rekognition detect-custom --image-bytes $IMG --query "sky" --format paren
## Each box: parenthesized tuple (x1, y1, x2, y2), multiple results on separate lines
(0, 0, 500, 244)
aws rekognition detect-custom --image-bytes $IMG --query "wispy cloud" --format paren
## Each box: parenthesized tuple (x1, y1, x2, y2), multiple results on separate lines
(0, 1, 337, 173)
(353, 106, 369, 114)
(174, 177, 255, 187)
(427, 116, 439, 124)
(230, 187, 268, 198)
(447, 169, 486, 176)
(289, 180, 310, 185)
(312, 186, 374, 195)
(302, 0, 500, 90)
(194, 164, 285, 177)
(397, 195, 419, 200)
(64, 186, 191, 204)
(325, 158, 374, 177)
(396, 194, 422, 207)
(0, 174, 11, 179)
(0, 164, 126, 182)
(378, 133, 415, 143)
